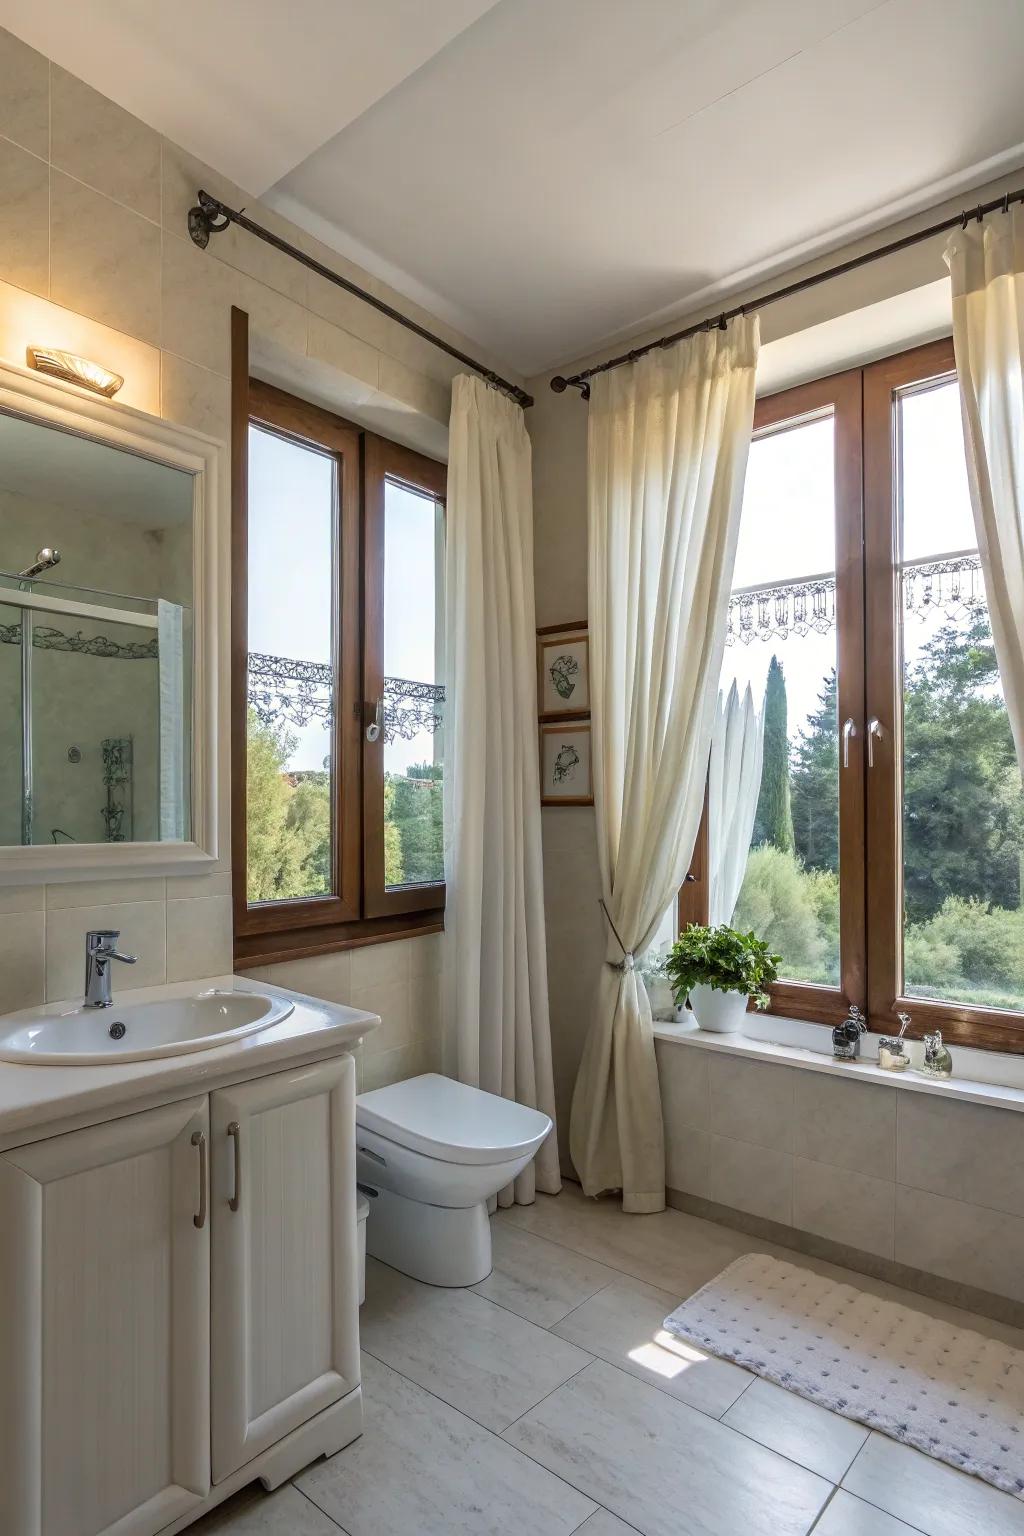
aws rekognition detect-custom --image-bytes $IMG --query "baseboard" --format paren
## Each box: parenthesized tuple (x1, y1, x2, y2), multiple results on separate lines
(666, 1186, 1024, 1330)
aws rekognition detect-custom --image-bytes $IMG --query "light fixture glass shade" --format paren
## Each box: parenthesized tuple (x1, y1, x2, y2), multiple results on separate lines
(26, 346, 124, 398)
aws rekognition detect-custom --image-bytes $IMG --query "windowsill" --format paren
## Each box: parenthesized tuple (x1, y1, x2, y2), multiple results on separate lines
(653, 1013, 1024, 1114)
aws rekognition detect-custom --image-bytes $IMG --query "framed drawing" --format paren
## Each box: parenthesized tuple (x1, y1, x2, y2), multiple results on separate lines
(537, 623, 589, 719)
(540, 721, 593, 806)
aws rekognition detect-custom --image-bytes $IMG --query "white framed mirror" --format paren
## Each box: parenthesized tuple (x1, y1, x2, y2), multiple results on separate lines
(0, 358, 221, 882)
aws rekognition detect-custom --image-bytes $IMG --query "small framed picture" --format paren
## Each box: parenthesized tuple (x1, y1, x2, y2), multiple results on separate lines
(538, 625, 590, 719)
(540, 721, 593, 806)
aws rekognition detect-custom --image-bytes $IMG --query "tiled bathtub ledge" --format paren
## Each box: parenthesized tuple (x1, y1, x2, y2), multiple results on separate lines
(653, 1016, 1024, 1114)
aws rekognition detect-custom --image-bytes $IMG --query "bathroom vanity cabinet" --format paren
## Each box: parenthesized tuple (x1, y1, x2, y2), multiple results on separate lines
(0, 1039, 365, 1536)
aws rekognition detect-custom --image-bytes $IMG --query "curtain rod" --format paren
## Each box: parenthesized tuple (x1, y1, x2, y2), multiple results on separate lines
(550, 185, 1024, 400)
(187, 189, 534, 410)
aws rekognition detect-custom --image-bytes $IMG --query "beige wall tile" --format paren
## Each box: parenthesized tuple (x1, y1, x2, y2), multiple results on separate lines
(0, 138, 49, 297)
(406, 931, 443, 980)
(351, 938, 410, 990)
(45, 899, 166, 1002)
(307, 314, 379, 394)
(46, 877, 166, 910)
(50, 67, 160, 221)
(0, 909, 45, 1011)
(793, 1156, 895, 1260)
(160, 352, 231, 439)
(352, 977, 412, 1055)
(50, 171, 161, 343)
(160, 232, 236, 374)
(895, 1185, 1024, 1304)
(656, 1038, 709, 1130)
(166, 895, 232, 981)
(378, 354, 450, 425)
(708, 1055, 795, 1152)
(161, 141, 306, 305)
(361, 1036, 433, 1092)
(169, 869, 232, 900)
(897, 1091, 1024, 1219)
(665, 1123, 711, 1199)
(708, 1132, 793, 1225)
(0, 28, 49, 158)
(0, 884, 44, 914)
(793, 1072, 896, 1180)
(263, 949, 353, 1007)
(240, 272, 307, 361)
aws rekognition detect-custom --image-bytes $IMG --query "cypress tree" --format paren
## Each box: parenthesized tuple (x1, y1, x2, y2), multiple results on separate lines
(752, 654, 794, 853)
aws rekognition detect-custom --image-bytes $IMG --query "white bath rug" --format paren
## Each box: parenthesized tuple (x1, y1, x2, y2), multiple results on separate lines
(662, 1252, 1024, 1499)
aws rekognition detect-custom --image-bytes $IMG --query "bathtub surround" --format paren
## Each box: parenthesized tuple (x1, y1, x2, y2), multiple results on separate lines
(569, 318, 759, 1212)
(443, 376, 560, 1203)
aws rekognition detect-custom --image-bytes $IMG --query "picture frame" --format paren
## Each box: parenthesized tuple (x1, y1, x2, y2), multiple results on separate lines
(540, 720, 593, 806)
(537, 622, 590, 719)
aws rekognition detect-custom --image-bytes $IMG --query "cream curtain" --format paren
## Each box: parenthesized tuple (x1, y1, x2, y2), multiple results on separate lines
(708, 681, 765, 926)
(569, 318, 760, 1212)
(947, 207, 1024, 771)
(443, 374, 561, 1205)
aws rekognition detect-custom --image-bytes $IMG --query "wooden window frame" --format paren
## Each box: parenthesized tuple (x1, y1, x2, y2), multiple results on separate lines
(230, 309, 444, 967)
(680, 367, 866, 1028)
(362, 434, 448, 919)
(682, 337, 1024, 1054)
(863, 337, 1024, 1054)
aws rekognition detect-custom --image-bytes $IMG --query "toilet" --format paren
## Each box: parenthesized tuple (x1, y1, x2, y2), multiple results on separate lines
(355, 1072, 553, 1287)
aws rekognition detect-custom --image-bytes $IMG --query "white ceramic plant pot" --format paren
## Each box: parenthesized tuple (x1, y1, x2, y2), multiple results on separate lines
(687, 984, 748, 1034)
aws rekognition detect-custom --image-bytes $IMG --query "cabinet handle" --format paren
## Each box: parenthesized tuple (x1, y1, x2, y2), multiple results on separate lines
(191, 1130, 208, 1230)
(228, 1120, 241, 1213)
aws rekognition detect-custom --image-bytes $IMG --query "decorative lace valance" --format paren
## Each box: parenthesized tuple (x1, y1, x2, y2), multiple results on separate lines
(246, 651, 444, 744)
(725, 553, 985, 645)
(0, 622, 158, 660)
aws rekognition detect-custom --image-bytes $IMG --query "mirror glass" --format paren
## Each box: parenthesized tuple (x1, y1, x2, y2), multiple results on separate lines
(0, 410, 195, 846)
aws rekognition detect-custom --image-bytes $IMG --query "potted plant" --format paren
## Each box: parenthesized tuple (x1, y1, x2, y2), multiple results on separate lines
(665, 924, 780, 1034)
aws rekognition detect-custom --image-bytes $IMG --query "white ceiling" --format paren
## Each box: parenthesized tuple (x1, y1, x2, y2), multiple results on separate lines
(5, 0, 1024, 376)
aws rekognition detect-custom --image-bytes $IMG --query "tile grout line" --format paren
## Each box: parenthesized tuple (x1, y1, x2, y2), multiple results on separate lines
(293, 1480, 351, 1534)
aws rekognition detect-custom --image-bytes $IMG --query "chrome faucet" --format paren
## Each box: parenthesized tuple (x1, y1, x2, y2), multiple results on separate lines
(84, 929, 137, 1008)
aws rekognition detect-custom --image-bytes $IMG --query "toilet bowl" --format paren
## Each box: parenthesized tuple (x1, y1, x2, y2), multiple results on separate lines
(355, 1072, 552, 1287)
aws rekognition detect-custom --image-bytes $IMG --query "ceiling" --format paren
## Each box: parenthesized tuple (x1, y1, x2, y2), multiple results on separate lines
(6, 0, 1024, 376)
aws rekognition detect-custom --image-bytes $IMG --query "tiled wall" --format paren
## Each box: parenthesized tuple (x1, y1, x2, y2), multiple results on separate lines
(0, 26, 471, 1084)
(659, 1041, 1024, 1307)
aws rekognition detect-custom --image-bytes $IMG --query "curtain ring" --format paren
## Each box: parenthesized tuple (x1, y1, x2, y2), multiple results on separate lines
(718, 313, 728, 331)
(1004, 193, 1011, 216)
(961, 209, 969, 230)
(975, 204, 984, 224)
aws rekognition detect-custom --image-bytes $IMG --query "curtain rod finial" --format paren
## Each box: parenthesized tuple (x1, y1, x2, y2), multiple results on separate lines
(550, 375, 569, 393)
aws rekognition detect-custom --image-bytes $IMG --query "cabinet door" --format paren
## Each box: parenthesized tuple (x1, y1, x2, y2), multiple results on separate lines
(210, 1055, 359, 1481)
(0, 1097, 210, 1536)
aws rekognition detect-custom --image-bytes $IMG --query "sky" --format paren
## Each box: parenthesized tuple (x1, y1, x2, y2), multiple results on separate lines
(248, 425, 441, 775)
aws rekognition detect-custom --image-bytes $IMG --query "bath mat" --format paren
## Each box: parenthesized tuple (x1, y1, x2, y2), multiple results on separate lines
(662, 1252, 1024, 1499)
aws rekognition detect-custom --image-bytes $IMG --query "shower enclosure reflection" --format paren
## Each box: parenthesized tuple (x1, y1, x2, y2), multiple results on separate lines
(0, 409, 195, 847)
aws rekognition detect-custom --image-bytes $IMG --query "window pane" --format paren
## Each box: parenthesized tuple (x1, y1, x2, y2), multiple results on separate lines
(382, 476, 444, 889)
(246, 425, 335, 905)
(898, 379, 1024, 1012)
(726, 413, 840, 986)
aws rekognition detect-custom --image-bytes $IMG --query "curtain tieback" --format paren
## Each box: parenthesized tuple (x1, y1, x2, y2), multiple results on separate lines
(599, 899, 635, 970)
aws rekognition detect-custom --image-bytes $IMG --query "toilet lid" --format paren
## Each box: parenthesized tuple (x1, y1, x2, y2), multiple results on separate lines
(356, 1073, 552, 1166)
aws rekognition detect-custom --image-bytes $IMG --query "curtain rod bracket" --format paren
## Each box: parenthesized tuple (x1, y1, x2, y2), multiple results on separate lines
(187, 190, 232, 250)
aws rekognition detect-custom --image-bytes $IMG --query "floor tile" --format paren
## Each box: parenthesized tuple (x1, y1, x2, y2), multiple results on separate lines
(812, 1489, 921, 1535)
(842, 1432, 1024, 1536)
(722, 1378, 868, 1482)
(472, 1221, 620, 1326)
(553, 1276, 751, 1417)
(504, 1358, 831, 1536)
(187, 1484, 340, 1533)
(575, 1513, 643, 1536)
(360, 1258, 592, 1431)
(298, 1352, 596, 1536)
(497, 1184, 754, 1296)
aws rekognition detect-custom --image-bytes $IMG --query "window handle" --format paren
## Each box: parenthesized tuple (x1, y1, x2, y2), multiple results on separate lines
(841, 717, 857, 768)
(365, 699, 382, 743)
(867, 716, 883, 768)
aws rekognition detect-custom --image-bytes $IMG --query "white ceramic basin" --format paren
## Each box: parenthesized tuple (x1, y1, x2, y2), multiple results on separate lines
(0, 989, 294, 1065)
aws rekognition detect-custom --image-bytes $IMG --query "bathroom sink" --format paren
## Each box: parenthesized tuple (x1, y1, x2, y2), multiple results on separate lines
(0, 989, 294, 1065)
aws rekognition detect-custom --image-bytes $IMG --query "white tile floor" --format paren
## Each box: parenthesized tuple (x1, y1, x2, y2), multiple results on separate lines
(194, 1182, 1024, 1536)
